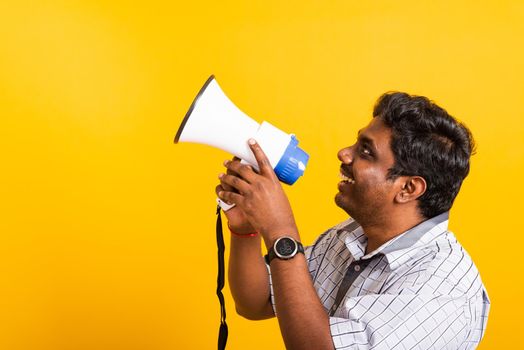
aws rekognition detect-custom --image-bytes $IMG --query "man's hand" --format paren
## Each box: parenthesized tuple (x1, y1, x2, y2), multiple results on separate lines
(218, 139, 298, 247)
(215, 157, 256, 235)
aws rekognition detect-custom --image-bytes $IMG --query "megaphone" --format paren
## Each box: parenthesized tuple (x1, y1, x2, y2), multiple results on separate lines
(174, 75, 310, 203)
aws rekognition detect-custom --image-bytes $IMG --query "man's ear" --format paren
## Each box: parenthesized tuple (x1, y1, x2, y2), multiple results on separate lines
(395, 176, 427, 204)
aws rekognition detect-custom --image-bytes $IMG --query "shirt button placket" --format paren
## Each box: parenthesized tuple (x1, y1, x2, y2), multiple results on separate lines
(331, 303, 338, 314)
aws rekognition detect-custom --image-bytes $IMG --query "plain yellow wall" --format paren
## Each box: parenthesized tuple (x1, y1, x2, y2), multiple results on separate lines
(1, 1, 522, 349)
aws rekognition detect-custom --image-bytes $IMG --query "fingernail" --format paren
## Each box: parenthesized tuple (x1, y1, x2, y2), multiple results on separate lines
(218, 191, 224, 197)
(248, 138, 256, 145)
(218, 173, 224, 179)
(224, 160, 231, 166)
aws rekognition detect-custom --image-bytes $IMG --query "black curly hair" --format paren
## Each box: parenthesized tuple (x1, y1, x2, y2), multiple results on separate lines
(374, 92, 476, 219)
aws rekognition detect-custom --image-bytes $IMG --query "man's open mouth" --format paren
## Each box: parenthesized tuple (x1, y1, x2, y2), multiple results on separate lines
(339, 172, 355, 184)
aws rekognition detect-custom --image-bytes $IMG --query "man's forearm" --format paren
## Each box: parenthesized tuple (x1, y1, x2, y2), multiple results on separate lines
(228, 235, 274, 320)
(262, 226, 333, 350)
(270, 254, 335, 350)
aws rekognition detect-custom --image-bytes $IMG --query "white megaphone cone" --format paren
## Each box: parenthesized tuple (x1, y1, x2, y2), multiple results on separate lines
(174, 75, 309, 210)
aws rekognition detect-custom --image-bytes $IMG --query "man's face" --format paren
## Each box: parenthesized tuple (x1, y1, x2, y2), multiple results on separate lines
(335, 117, 401, 224)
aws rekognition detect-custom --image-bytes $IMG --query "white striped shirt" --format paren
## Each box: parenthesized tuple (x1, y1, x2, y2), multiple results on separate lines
(268, 212, 490, 349)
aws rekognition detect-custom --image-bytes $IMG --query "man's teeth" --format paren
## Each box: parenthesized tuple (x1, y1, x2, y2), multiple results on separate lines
(340, 173, 355, 184)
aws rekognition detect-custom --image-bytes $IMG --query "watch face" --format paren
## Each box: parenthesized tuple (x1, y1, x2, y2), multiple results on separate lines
(275, 237, 297, 258)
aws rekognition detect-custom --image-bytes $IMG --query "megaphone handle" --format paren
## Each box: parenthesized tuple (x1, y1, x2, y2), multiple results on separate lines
(217, 198, 236, 211)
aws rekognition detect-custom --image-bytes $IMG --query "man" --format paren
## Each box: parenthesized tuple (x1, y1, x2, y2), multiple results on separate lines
(216, 92, 490, 349)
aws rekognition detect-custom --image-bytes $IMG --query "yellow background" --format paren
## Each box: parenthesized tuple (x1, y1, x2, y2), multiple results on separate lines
(0, 1, 522, 349)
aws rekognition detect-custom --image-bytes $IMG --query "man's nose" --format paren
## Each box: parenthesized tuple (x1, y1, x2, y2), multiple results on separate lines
(337, 146, 353, 164)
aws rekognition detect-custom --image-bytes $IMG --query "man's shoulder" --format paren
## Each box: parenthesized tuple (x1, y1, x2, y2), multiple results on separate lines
(410, 230, 484, 296)
(315, 217, 360, 241)
(306, 218, 361, 255)
(331, 217, 361, 234)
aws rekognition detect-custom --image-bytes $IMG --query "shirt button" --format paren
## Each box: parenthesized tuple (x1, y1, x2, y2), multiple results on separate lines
(354, 264, 361, 272)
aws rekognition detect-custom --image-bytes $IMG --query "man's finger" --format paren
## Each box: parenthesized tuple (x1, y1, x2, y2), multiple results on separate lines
(225, 159, 257, 183)
(215, 185, 234, 205)
(220, 178, 234, 192)
(248, 138, 277, 179)
(222, 158, 242, 192)
(218, 189, 243, 206)
(219, 173, 250, 194)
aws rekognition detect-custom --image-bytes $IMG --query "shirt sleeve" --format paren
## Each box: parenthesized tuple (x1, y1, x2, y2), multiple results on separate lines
(265, 262, 277, 315)
(329, 292, 471, 350)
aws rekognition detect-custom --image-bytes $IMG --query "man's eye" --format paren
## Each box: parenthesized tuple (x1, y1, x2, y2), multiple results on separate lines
(359, 145, 372, 157)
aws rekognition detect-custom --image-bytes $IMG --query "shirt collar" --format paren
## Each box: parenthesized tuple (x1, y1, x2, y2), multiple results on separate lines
(340, 212, 450, 268)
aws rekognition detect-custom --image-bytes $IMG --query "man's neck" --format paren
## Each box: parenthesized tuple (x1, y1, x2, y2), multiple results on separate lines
(361, 212, 426, 255)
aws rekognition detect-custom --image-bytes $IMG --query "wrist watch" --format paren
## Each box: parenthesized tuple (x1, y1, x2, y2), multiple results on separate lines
(265, 236, 304, 264)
